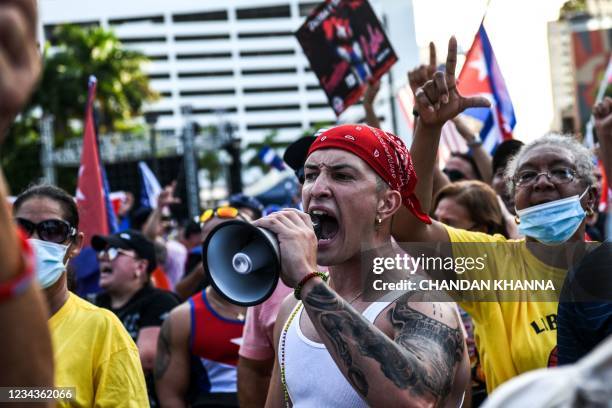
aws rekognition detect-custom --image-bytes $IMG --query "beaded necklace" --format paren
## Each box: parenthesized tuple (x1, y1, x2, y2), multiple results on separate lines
(280, 290, 362, 407)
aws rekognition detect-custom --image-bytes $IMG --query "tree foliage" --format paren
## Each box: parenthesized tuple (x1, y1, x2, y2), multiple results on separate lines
(559, 0, 588, 20)
(2, 24, 157, 193)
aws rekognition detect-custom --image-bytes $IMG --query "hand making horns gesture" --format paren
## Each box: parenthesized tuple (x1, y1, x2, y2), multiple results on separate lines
(414, 36, 491, 127)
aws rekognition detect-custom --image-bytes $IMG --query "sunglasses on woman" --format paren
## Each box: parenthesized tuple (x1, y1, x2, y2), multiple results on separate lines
(199, 206, 242, 224)
(15, 218, 76, 244)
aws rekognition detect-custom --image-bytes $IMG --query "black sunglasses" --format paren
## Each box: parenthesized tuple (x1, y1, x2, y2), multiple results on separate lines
(15, 218, 76, 244)
(443, 169, 467, 182)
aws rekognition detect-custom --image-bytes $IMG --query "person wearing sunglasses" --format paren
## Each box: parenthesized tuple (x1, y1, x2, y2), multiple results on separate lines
(91, 229, 179, 407)
(156, 212, 246, 408)
(12, 184, 148, 407)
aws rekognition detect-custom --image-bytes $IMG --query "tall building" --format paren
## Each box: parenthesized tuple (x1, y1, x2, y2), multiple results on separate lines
(39, 0, 418, 146)
(547, 7, 612, 134)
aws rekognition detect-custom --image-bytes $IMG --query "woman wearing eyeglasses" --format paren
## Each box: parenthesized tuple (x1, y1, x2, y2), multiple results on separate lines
(392, 38, 600, 397)
(13, 184, 148, 407)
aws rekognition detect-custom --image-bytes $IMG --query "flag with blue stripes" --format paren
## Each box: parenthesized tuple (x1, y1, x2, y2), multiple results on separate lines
(258, 146, 286, 171)
(458, 24, 516, 153)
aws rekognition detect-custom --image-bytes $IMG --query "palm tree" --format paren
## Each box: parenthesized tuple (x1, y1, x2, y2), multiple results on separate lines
(2, 24, 157, 192)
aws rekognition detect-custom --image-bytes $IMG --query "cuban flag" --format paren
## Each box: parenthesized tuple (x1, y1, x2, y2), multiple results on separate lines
(457, 24, 516, 153)
(73, 76, 117, 297)
(75, 76, 110, 245)
(258, 146, 286, 171)
(139, 161, 162, 209)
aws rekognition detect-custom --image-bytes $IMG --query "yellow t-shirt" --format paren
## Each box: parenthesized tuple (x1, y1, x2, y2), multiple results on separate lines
(445, 226, 561, 393)
(48, 292, 148, 407)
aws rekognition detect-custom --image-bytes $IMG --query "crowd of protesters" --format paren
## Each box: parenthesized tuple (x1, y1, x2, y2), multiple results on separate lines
(1, 2, 612, 408)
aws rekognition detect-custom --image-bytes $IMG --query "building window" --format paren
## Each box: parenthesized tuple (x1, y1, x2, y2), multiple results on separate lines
(109, 15, 164, 25)
(174, 34, 230, 41)
(299, 2, 320, 17)
(236, 5, 291, 20)
(246, 122, 301, 130)
(245, 104, 300, 112)
(239, 49, 295, 57)
(178, 71, 233, 78)
(120, 36, 166, 44)
(241, 67, 297, 76)
(237, 31, 293, 39)
(176, 52, 232, 60)
(172, 10, 228, 23)
(243, 86, 299, 94)
(180, 89, 235, 96)
(148, 73, 171, 80)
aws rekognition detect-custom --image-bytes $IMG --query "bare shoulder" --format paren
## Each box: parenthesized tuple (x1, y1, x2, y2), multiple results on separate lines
(374, 291, 464, 370)
(374, 292, 466, 402)
(375, 291, 462, 333)
(164, 301, 191, 345)
(272, 294, 300, 349)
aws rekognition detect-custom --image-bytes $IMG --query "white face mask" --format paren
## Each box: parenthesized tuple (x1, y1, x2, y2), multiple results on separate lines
(29, 239, 70, 288)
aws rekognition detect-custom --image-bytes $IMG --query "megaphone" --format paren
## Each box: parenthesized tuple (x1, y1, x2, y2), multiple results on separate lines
(202, 216, 322, 306)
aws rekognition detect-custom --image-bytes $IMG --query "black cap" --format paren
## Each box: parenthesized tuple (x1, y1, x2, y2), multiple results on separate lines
(229, 194, 264, 219)
(492, 139, 524, 174)
(283, 136, 316, 171)
(92, 230, 157, 273)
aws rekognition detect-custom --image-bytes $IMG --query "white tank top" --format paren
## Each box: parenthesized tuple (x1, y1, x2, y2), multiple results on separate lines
(281, 301, 392, 407)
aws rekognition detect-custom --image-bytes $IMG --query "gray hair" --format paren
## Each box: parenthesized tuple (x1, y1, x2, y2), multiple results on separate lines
(505, 133, 596, 196)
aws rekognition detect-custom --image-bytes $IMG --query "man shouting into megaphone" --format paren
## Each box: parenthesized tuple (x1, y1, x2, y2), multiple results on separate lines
(254, 122, 470, 407)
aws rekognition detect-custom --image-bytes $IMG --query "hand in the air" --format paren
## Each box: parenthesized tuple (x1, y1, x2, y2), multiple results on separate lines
(414, 37, 491, 128)
(363, 79, 381, 107)
(593, 97, 612, 143)
(408, 41, 437, 95)
(157, 181, 181, 209)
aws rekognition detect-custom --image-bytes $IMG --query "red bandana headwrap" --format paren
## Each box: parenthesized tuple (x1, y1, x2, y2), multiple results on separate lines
(307, 124, 432, 224)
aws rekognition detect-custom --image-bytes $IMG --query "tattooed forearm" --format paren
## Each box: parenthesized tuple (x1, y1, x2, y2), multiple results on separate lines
(154, 317, 172, 380)
(304, 283, 463, 403)
(319, 313, 369, 396)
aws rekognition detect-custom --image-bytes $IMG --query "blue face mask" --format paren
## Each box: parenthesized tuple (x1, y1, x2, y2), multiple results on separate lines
(29, 239, 69, 288)
(516, 188, 589, 245)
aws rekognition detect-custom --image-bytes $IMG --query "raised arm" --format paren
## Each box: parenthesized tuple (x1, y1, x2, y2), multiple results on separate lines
(452, 116, 493, 183)
(392, 37, 490, 243)
(143, 182, 179, 241)
(593, 97, 612, 188)
(362, 80, 381, 129)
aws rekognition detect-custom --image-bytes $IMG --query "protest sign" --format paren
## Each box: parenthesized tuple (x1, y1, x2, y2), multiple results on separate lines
(296, 0, 397, 115)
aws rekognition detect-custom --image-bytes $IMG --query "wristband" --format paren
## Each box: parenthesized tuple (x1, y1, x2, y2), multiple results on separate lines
(294, 271, 328, 300)
(0, 229, 35, 303)
(467, 134, 483, 147)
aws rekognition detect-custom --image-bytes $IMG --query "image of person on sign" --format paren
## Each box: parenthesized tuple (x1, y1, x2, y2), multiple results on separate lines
(322, 16, 372, 89)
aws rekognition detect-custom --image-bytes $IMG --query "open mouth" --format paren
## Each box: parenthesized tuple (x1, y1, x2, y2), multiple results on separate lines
(100, 265, 113, 275)
(310, 210, 339, 242)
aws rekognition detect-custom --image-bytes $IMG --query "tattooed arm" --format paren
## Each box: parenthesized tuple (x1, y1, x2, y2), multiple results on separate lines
(155, 303, 191, 408)
(301, 279, 467, 407)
